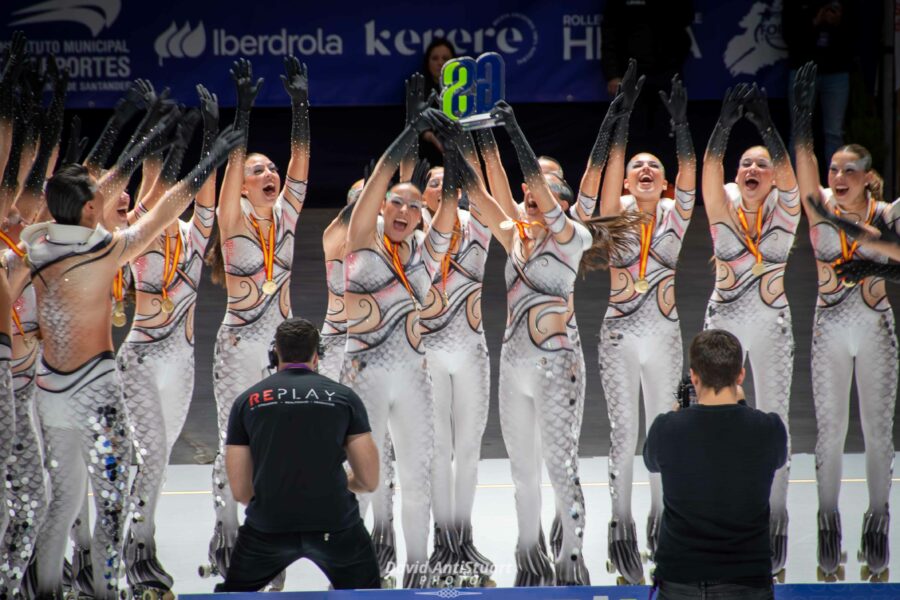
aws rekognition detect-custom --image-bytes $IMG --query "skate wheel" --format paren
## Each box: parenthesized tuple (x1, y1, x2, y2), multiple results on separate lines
(840, 550, 847, 564)
(380, 576, 396, 589)
(877, 568, 889, 582)
(773, 569, 785, 584)
(198, 564, 216, 578)
(616, 576, 628, 586)
(481, 578, 497, 588)
(141, 590, 158, 600)
(606, 560, 616, 574)
(817, 566, 841, 582)
(861, 565, 871, 580)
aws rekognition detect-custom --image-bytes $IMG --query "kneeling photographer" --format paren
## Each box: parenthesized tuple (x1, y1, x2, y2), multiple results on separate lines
(217, 318, 381, 591)
(644, 329, 788, 599)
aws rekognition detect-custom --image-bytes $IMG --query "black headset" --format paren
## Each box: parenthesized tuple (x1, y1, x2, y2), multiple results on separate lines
(268, 329, 326, 371)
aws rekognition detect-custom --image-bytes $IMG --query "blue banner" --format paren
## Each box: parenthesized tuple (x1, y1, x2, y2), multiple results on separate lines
(180, 585, 900, 600)
(1, 0, 791, 108)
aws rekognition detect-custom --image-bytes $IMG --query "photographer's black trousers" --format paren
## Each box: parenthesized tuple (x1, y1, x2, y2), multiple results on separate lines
(215, 520, 380, 591)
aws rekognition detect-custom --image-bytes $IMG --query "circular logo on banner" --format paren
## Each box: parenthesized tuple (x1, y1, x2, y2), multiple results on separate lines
(491, 12, 538, 66)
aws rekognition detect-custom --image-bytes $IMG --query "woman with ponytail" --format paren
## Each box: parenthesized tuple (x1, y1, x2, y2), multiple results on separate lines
(202, 57, 309, 583)
(595, 63, 697, 585)
(792, 62, 898, 582)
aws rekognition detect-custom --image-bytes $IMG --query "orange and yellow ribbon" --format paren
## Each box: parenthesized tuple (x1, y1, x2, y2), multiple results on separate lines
(637, 215, 657, 283)
(736, 203, 765, 269)
(248, 214, 276, 288)
(161, 229, 182, 304)
(383, 235, 418, 306)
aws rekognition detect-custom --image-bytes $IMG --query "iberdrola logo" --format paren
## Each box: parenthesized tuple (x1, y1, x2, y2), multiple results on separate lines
(154, 21, 206, 66)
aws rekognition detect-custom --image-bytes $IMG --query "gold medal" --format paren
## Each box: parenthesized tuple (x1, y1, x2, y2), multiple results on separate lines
(751, 263, 765, 277)
(112, 308, 127, 328)
(842, 279, 856, 288)
(262, 279, 278, 295)
(634, 278, 649, 294)
(161, 298, 175, 313)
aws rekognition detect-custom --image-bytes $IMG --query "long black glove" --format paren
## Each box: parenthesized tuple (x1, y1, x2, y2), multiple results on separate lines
(177, 126, 244, 197)
(706, 83, 751, 161)
(84, 79, 149, 171)
(490, 100, 542, 186)
(196, 84, 219, 158)
(609, 58, 644, 151)
(281, 56, 309, 157)
(834, 260, 900, 284)
(659, 74, 694, 165)
(0, 31, 26, 124)
(231, 58, 263, 148)
(63, 115, 89, 165)
(114, 109, 180, 181)
(23, 58, 68, 195)
(742, 83, 789, 167)
(159, 109, 201, 185)
(790, 62, 816, 152)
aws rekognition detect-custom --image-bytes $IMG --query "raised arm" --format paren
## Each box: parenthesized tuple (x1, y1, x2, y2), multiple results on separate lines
(96, 109, 178, 223)
(456, 145, 515, 252)
(742, 83, 797, 194)
(0, 31, 26, 180)
(347, 87, 446, 251)
(217, 59, 263, 230)
(16, 59, 44, 184)
(83, 80, 148, 177)
(423, 141, 462, 279)
(116, 127, 241, 265)
(577, 93, 627, 220)
(133, 109, 201, 219)
(702, 84, 750, 221)
(15, 59, 67, 224)
(279, 56, 310, 211)
(399, 73, 424, 183)
(600, 61, 643, 217)
(660, 74, 696, 194)
(0, 105, 27, 221)
(63, 115, 89, 166)
(475, 128, 517, 218)
(492, 100, 575, 244)
(191, 84, 220, 241)
(790, 62, 823, 223)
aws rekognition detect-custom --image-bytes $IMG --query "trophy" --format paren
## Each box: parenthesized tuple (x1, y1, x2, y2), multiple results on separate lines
(440, 52, 506, 131)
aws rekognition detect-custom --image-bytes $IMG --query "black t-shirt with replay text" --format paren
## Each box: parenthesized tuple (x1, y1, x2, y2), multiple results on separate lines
(643, 403, 788, 583)
(226, 367, 371, 533)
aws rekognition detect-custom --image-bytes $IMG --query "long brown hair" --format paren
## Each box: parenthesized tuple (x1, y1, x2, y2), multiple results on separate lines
(204, 221, 226, 286)
(580, 211, 650, 273)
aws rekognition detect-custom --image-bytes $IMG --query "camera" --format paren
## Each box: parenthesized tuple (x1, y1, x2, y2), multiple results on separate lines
(675, 374, 697, 409)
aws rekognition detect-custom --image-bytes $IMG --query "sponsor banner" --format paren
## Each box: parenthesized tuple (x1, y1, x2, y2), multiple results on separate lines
(2, 0, 790, 108)
(180, 584, 900, 600)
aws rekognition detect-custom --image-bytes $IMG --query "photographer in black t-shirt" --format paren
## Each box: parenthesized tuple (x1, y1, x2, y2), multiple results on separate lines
(217, 318, 381, 591)
(644, 330, 788, 600)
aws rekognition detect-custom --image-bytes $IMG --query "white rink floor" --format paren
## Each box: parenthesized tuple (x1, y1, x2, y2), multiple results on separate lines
(94, 453, 899, 593)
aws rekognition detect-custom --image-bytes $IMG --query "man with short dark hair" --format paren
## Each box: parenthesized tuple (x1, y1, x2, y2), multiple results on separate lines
(643, 329, 788, 600)
(20, 117, 239, 598)
(218, 317, 381, 591)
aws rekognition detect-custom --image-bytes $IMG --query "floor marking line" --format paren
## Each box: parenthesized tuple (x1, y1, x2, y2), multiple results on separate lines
(140, 477, 896, 496)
